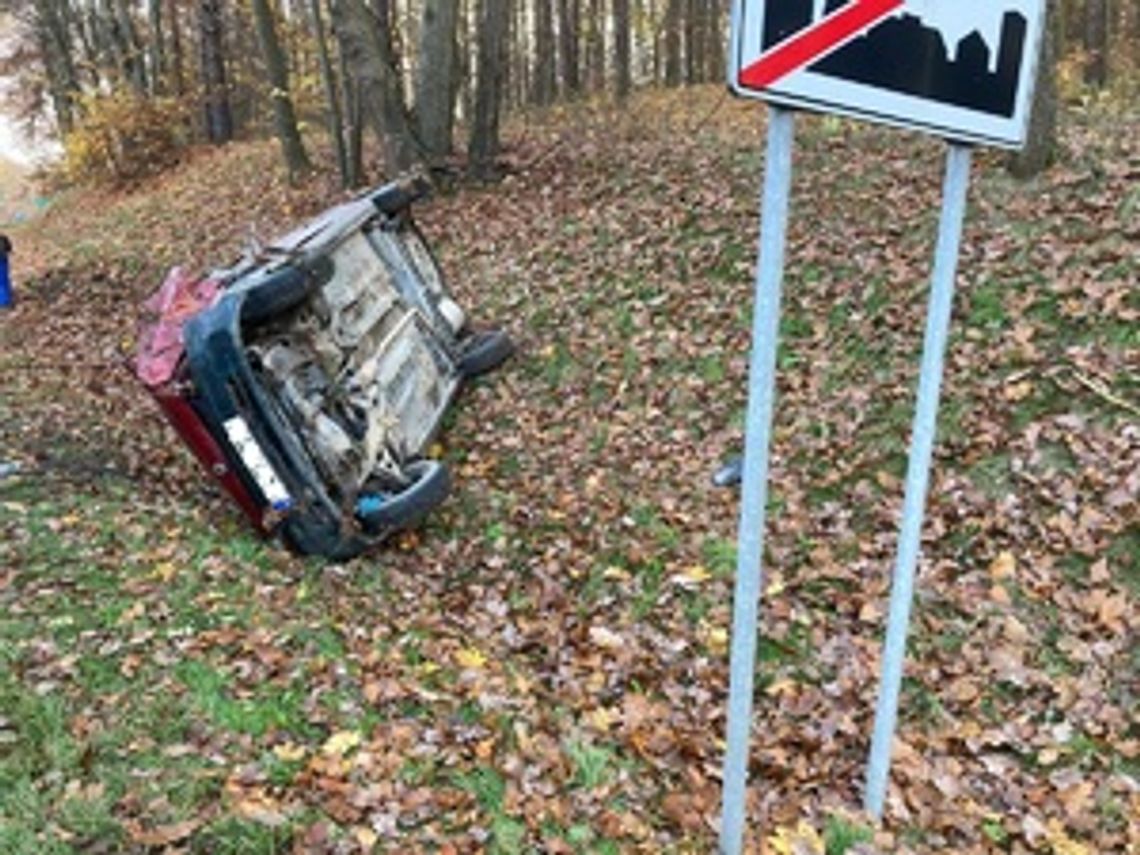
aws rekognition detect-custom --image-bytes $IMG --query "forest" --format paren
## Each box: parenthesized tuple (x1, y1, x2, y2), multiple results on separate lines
(0, 0, 1135, 184)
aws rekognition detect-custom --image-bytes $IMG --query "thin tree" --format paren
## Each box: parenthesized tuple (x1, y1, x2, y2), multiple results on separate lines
(468, 0, 508, 178)
(148, 0, 166, 93)
(311, 0, 351, 186)
(1083, 0, 1109, 86)
(415, 0, 460, 159)
(198, 0, 234, 142)
(558, 0, 580, 95)
(167, 0, 185, 94)
(613, 0, 631, 98)
(250, 0, 311, 179)
(1009, 0, 1059, 178)
(585, 0, 605, 90)
(663, 0, 681, 85)
(31, 0, 81, 133)
(533, 0, 556, 104)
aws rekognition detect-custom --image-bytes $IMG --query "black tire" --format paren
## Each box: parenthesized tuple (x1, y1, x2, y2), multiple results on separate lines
(358, 459, 451, 534)
(457, 329, 514, 379)
(239, 257, 333, 326)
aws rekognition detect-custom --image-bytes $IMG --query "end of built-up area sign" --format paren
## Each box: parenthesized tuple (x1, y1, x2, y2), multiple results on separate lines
(730, 0, 1046, 148)
(718, 2, 1047, 852)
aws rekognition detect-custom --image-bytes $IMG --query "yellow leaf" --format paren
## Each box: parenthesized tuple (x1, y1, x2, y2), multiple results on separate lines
(273, 742, 306, 762)
(602, 565, 631, 582)
(704, 626, 729, 655)
(765, 678, 799, 697)
(989, 550, 1017, 580)
(455, 647, 487, 670)
(585, 706, 618, 732)
(152, 561, 178, 582)
(322, 730, 361, 757)
(354, 826, 378, 850)
(766, 821, 825, 855)
(117, 601, 146, 626)
(1046, 820, 1090, 855)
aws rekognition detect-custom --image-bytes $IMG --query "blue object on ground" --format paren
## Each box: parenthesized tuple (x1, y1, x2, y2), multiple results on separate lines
(0, 254, 11, 309)
(356, 493, 391, 516)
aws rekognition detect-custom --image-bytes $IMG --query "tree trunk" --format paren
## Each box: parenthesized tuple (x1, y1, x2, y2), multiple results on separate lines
(251, 0, 311, 179)
(1083, 0, 1108, 86)
(331, 0, 421, 176)
(32, 0, 81, 134)
(312, 0, 351, 186)
(533, 0, 555, 104)
(468, 0, 508, 179)
(415, 0, 459, 159)
(148, 0, 166, 94)
(1009, 0, 1058, 178)
(613, 0, 631, 98)
(558, 0, 580, 95)
(111, 0, 149, 93)
(663, 0, 681, 86)
(585, 0, 605, 90)
(683, 0, 697, 83)
(167, 0, 185, 94)
(705, 0, 723, 82)
(340, 47, 365, 186)
(199, 0, 234, 143)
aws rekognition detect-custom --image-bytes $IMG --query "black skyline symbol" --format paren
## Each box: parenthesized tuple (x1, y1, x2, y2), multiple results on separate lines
(762, 0, 1027, 117)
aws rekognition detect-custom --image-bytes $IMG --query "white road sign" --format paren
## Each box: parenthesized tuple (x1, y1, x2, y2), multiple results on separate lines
(729, 0, 1047, 148)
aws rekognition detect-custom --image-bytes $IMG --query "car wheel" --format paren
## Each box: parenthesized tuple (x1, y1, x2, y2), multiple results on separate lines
(457, 329, 514, 379)
(357, 459, 451, 534)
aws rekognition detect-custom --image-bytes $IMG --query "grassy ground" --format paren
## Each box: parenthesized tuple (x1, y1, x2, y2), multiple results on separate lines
(1, 88, 1137, 853)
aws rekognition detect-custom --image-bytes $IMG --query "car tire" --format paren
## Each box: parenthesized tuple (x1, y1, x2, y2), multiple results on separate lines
(457, 329, 514, 379)
(239, 257, 333, 326)
(358, 459, 451, 534)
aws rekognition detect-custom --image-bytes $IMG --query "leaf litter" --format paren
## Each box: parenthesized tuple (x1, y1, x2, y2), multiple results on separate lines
(0, 89, 1136, 852)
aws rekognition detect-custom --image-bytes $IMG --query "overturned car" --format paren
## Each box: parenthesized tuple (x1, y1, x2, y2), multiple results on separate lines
(137, 178, 512, 559)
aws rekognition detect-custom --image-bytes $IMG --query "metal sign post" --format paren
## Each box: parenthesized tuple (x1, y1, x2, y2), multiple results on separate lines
(863, 142, 972, 817)
(720, 105, 796, 855)
(718, 2, 1045, 848)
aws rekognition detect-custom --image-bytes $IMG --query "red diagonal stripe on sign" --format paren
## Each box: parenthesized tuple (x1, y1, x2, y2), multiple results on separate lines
(740, 0, 905, 89)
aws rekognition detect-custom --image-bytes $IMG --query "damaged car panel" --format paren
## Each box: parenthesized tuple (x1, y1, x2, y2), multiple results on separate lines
(137, 177, 512, 559)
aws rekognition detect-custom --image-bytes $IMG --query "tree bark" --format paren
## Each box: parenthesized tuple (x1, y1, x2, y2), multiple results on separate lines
(167, 0, 185, 94)
(332, 0, 421, 176)
(468, 0, 508, 179)
(250, 0, 311, 179)
(415, 0, 459, 159)
(311, 0, 351, 186)
(110, 0, 149, 93)
(148, 0, 166, 94)
(705, 0, 723, 82)
(585, 0, 605, 91)
(558, 0, 580, 95)
(199, 0, 234, 143)
(32, 0, 81, 133)
(1009, 0, 1058, 178)
(533, 0, 556, 104)
(613, 0, 631, 98)
(663, 0, 681, 86)
(1082, 0, 1108, 87)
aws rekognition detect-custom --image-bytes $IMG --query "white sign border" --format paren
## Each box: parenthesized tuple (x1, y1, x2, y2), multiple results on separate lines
(728, 0, 1047, 149)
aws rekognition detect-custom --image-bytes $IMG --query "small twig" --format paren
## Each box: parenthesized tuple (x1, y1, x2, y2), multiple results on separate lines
(1065, 365, 1140, 418)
